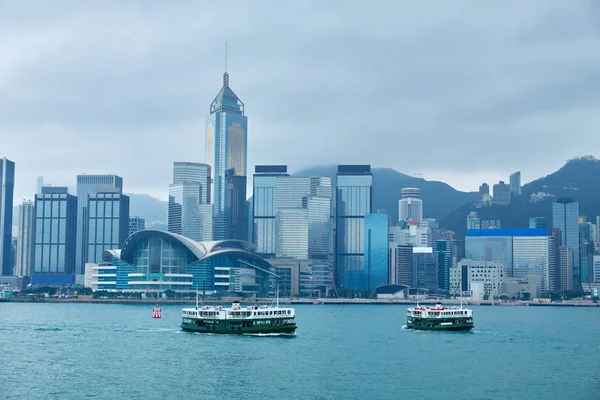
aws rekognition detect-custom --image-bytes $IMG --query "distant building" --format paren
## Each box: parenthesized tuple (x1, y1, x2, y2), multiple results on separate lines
(434, 239, 451, 291)
(552, 198, 580, 289)
(413, 247, 436, 289)
(591, 255, 600, 284)
(0, 158, 15, 276)
(389, 245, 413, 286)
(451, 260, 504, 300)
(76, 174, 123, 275)
(466, 212, 480, 230)
(389, 223, 428, 247)
(478, 183, 489, 198)
(168, 162, 212, 242)
(509, 171, 521, 195)
(398, 188, 422, 222)
(128, 216, 146, 237)
(559, 246, 574, 291)
(33, 187, 77, 285)
(492, 181, 511, 205)
(267, 258, 334, 298)
(529, 217, 547, 229)
(86, 191, 130, 264)
(335, 165, 373, 292)
(15, 200, 35, 277)
(481, 220, 501, 229)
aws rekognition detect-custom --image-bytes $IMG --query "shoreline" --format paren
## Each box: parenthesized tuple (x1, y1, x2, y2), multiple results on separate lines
(3, 298, 599, 307)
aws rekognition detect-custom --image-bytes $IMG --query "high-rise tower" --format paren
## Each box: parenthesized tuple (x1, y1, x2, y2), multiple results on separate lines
(0, 158, 15, 276)
(205, 70, 248, 240)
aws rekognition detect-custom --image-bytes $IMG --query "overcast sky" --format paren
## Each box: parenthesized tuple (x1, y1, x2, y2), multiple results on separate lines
(1, 1, 599, 203)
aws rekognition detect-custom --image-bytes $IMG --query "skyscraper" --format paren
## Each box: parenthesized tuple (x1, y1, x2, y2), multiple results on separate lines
(0, 158, 15, 276)
(509, 171, 521, 195)
(168, 162, 212, 241)
(33, 187, 77, 283)
(15, 200, 35, 277)
(398, 188, 423, 222)
(364, 213, 389, 291)
(335, 165, 373, 292)
(529, 217, 547, 229)
(128, 216, 146, 237)
(552, 198, 580, 289)
(86, 190, 130, 264)
(76, 174, 123, 274)
(205, 70, 248, 240)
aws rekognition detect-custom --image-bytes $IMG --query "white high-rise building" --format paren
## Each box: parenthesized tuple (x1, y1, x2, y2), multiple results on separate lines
(15, 200, 35, 277)
(451, 260, 505, 300)
(398, 188, 422, 222)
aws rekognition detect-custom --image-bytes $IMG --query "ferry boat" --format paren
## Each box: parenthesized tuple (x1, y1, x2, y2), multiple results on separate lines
(406, 303, 474, 331)
(181, 300, 296, 335)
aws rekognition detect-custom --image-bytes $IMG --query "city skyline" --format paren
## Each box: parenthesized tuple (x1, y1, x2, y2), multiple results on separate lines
(2, 1, 600, 202)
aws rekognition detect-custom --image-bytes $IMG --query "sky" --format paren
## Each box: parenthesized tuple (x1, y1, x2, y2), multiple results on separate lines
(1, 0, 600, 203)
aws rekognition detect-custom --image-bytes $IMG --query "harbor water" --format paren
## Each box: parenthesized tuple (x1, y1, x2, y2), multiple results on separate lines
(1, 303, 599, 399)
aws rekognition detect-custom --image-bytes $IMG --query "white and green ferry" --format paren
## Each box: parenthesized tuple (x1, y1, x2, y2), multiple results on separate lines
(181, 300, 296, 335)
(406, 303, 474, 331)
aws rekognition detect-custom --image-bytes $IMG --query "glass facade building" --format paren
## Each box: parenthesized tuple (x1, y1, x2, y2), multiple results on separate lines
(15, 200, 35, 277)
(33, 187, 77, 278)
(87, 191, 130, 264)
(434, 239, 451, 291)
(205, 72, 248, 240)
(335, 165, 373, 291)
(0, 158, 15, 276)
(552, 198, 580, 289)
(252, 166, 331, 260)
(467, 228, 553, 294)
(363, 213, 389, 291)
(168, 162, 213, 242)
(86, 230, 276, 296)
(76, 174, 123, 274)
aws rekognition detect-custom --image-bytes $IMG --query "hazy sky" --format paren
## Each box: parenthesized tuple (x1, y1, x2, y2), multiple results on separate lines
(2, 1, 599, 202)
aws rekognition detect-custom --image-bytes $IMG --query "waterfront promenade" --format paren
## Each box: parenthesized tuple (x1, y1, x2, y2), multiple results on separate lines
(3, 296, 598, 307)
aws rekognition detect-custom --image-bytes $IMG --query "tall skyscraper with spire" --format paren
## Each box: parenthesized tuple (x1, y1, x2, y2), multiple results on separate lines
(205, 67, 248, 240)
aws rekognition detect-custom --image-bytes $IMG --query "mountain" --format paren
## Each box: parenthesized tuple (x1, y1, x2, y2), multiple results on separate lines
(294, 165, 477, 222)
(126, 193, 168, 223)
(441, 156, 600, 238)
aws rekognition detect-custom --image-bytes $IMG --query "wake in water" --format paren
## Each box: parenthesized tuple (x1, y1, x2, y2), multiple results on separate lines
(243, 332, 297, 338)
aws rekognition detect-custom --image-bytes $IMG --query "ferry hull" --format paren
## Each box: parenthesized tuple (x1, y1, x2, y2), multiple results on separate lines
(406, 318, 473, 331)
(182, 320, 296, 335)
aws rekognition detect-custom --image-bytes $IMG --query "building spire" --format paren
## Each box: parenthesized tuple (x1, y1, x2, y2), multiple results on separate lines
(223, 42, 229, 87)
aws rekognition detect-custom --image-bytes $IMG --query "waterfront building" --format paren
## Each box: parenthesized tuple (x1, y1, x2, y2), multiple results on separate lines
(205, 70, 248, 240)
(0, 158, 15, 276)
(128, 216, 146, 237)
(15, 200, 35, 277)
(398, 188, 422, 222)
(559, 246, 574, 291)
(549, 228, 561, 292)
(363, 213, 389, 291)
(505, 275, 541, 300)
(466, 228, 553, 294)
(529, 217, 547, 229)
(509, 171, 521, 195)
(552, 198, 580, 289)
(76, 174, 123, 274)
(168, 162, 213, 242)
(450, 260, 504, 300)
(591, 255, 600, 283)
(335, 165, 373, 291)
(33, 187, 77, 285)
(84, 230, 275, 296)
(86, 191, 130, 264)
(267, 258, 334, 298)
(275, 208, 309, 259)
(492, 181, 511, 205)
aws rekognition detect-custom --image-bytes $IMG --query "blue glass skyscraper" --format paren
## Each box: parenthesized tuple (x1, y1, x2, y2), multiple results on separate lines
(0, 158, 15, 276)
(552, 198, 580, 289)
(87, 190, 130, 264)
(364, 213, 389, 291)
(205, 71, 248, 240)
(335, 165, 373, 292)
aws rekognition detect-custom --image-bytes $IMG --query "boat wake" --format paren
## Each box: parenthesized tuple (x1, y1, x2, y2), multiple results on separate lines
(243, 332, 297, 338)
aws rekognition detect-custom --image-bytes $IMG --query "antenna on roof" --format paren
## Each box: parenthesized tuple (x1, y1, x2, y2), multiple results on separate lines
(225, 42, 228, 73)
(223, 42, 229, 87)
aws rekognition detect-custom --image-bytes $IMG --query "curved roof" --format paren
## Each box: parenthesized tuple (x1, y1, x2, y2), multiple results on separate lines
(117, 229, 261, 266)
